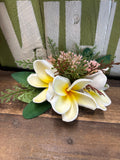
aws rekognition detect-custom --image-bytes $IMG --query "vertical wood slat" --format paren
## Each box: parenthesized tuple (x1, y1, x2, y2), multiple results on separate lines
(103, 1, 116, 56)
(80, 0, 100, 46)
(0, 27, 16, 67)
(65, 1, 81, 50)
(110, 38, 120, 76)
(0, 2, 22, 63)
(106, 0, 120, 58)
(95, 0, 112, 55)
(4, 0, 22, 47)
(17, 1, 44, 54)
(44, 1, 60, 50)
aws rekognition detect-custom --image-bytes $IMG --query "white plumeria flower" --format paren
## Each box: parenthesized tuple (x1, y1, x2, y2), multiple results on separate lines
(84, 88, 111, 111)
(49, 76, 97, 122)
(27, 60, 54, 103)
(86, 70, 107, 90)
(85, 70, 111, 111)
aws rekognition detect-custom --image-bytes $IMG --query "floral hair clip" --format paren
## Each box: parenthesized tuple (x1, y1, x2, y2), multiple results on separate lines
(0, 38, 120, 122)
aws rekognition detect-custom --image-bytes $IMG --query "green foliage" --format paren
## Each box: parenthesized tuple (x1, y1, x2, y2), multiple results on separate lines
(53, 57, 88, 82)
(0, 84, 43, 104)
(75, 44, 100, 61)
(11, 71, 33, 87)
(0, 86, 31, 103)
(16, 59, 34, 69)
(1, 71, 44, 104)
(72, 59, 88, 78)
(23, 101, 51, 119)
(82, 47, 100, 61)
(11, 71, 44, 103)
(16, 48, 42, 69)
(74, 43, 82, 55)
(74, 44, 117, 70)
(18, 88, 42, 103)
(96, 55, 115, 70)
(96, 55, 112, 64)
(47, 37, 59, 58)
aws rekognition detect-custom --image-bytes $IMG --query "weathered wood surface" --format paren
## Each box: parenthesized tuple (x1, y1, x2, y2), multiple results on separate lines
(0, 70, 120, 160)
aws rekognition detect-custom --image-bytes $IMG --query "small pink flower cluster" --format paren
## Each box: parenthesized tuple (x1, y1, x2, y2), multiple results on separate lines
(48, 51, 83, 70)
(58, 51, 82, 68)
(47, 51, 100, 77)
(47, 55, 56, 63)
(86, 60, 100, 74)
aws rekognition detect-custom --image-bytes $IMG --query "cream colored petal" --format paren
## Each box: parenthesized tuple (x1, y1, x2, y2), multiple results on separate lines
(98, 90, 111, 107)
(45, 69, 54, 78)
(33, 88, 48, 103)
(102, 67, 109, 72)
(27, 73, 48, 88)
(46, 82, 55, 102)
(67, 79, 92, 91)
(33, 60, 53, 83)
(86, 70, 107, 90)
(53, 76, 71, 96)
(62, 100, 79, 122)
(72, 90, 97, 110)
(45, 68, 57, 78)
(84, 89, 111, 111)
(50, 95, 71, 114)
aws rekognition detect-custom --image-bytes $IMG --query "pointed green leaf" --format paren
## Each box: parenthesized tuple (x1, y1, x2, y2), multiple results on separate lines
(23, 101, 51, 119)
(96, 55, 112, 64)
(11, 71, 34, 86)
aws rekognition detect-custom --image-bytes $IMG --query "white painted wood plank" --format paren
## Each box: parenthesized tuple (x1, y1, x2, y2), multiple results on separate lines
(65, 1, 81, 50)
(44, 1, 60, 50)
(95, 0, 112, 55)
(103, 1, 117, 55)
(110, 38, 120, 76)
(17, 1, 45, 57)
(0, 2, 23, 63)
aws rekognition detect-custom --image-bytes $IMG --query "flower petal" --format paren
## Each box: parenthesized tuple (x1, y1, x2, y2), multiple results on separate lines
(45, 68, 57, 78)
(33, 88, 48, 103)
(72, 90, 97, 110)
(50, 95, 71, 114)
(62, 100, 79, 122)
(102, 67, 109, 71)
(100, 91, 111, 106)
(46, 82, 55, 102)
(27, 73, 48, 88)
(53, 76, 71, 96)
(84, 89, 111, 111)
(67, 79, 92, 91)
(33, 60, 53, 83)
(103, 84, 109, 91)
(86, 70, 107, 90)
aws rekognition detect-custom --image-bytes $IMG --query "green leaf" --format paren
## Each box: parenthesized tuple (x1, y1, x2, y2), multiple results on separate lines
(11, 71, 33, 87)
(82, 48, 95, 61)
(96, 55, 112, 64)
(18, 89, 42, 103)
(18, 93, 32, 103)
(23, 101, 51, 119)
(83, 48, 93, 56)
(1, 91, 4, 95)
